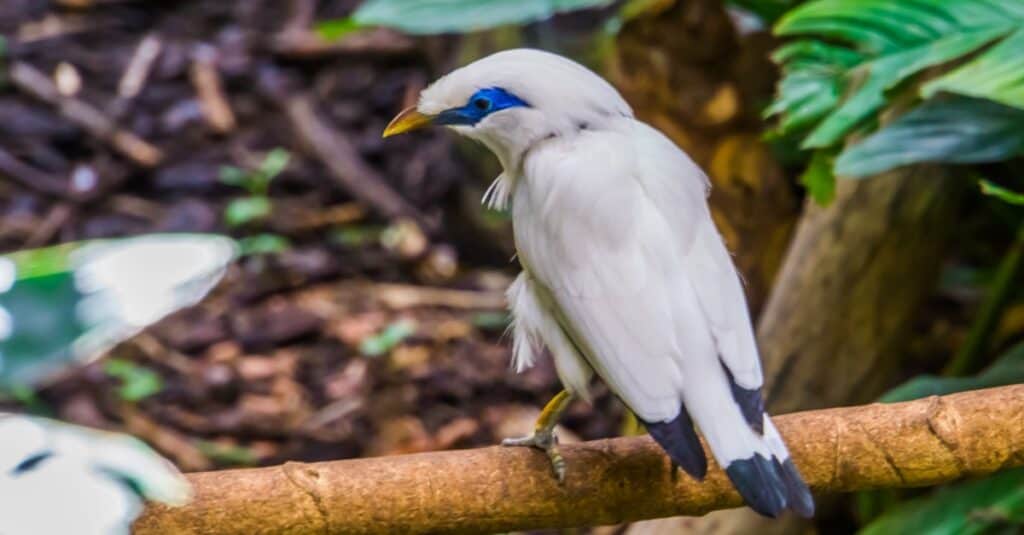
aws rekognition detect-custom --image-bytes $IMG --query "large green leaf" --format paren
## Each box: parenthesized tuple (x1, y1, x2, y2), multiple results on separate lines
(770, 0, 1024, 147)
(350, 0, 612, 35)
(835, 96, 1024, 177)
(765, 41, 863, 134)
(0, 234, 237, 390)
(924, 28, 1024, 110)
(800, 29, 1006, 148)
(859, 468, 1024, 535)
(879, 341, 1024, 403)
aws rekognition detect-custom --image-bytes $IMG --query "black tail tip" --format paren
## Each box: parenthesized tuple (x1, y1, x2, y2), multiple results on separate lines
(725, 455, 815, 518)
(780, 458, 815, 518)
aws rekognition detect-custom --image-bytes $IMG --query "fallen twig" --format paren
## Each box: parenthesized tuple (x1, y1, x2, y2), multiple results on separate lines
(368, 282, 507, 310)
(190, 44, 236, 134)
(0, 146, 72, 198)
(9, 61, 164, 167)
(118, 34, 163, 100)
(135, 384, 1024, 534)
(24, 202, 72, 247)
(281, 93, 434, 232)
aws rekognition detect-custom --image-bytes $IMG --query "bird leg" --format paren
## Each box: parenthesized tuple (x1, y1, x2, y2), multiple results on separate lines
(502, 389, 574, 482)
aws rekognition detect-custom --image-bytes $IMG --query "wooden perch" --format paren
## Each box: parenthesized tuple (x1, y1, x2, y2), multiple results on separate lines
(135, 385, 1024, 534)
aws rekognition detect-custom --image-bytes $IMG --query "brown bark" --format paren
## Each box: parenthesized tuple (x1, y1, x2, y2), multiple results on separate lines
(758, 166, 962, 413)
(135, 385, 1024, 535)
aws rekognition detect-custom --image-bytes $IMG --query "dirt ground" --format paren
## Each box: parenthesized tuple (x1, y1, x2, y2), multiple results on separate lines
(0, 0, 628, 480)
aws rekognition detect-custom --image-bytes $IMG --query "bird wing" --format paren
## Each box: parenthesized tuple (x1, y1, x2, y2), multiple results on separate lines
(514, 119, 811, 517)
(515, 120, 763, 420)
(514, 125, 690, 423)
(631, 121, 764, 393)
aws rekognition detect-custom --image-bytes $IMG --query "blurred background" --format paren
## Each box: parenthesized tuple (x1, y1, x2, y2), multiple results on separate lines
(1, 0, 1023, 533)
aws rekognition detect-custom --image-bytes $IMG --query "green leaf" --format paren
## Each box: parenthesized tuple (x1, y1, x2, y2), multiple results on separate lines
(10, 414, 192, 522)
(256, 148, 290, 186)
(924, 28, 1024, 110)
(980, 180, 1024, 206)
(237, 234, 291, 256)
(219, 148, 289, 195)
(218, 166, 250, 188)
(799, 149, 836, 204)
(224, 196, 272, 227)
(880, 341, 1024, 403)
(359, 320, 416, 357)
(859, 468, 1024, 535)
(801, 28, 1006, 149)
(835, 97, 1024, 177)
(0, 234, 235, 390)
(350, 0, 612, 35)
(776, 1, 1022, 55)
(104, 359, 163, 401)
(316, 17, 362, 40)
(766, 41, 864, 135)
(770, 0, 1024, 148)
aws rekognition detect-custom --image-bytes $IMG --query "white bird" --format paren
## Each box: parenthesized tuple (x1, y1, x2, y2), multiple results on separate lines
(383, 48, 813, 518)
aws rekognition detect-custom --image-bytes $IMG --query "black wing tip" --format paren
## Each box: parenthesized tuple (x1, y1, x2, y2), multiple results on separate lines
(721, 360, 765, 434)
(644, 408, 708, 481)
(725, 454, 816, 518)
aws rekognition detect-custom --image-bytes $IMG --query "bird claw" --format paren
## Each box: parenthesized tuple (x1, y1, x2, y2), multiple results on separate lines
(502, 431, 566, 482)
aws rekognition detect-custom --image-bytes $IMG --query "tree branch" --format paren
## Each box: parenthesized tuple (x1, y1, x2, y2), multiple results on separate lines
(135, 385, 1024, 534)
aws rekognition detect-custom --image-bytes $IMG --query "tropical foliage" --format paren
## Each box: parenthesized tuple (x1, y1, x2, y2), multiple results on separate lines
(768, 0, 1024, 200)
(766, 1, 1024, 531)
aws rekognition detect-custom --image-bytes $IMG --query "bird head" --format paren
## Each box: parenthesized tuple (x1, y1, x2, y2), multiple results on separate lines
(383, 49, 632, 169)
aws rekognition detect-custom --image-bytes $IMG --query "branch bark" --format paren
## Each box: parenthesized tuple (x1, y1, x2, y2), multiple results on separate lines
(135, 385, 1024, 535)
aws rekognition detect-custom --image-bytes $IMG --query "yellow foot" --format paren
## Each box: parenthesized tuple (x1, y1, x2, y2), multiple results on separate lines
(502, 430, 566, 482)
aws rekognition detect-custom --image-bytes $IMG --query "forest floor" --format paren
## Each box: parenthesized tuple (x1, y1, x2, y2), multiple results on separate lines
(0, 0, 628, 480)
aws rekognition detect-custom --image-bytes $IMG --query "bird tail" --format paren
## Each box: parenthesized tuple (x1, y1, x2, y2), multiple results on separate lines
(653, 366, 815, 518)
(720, 415, 814, 518)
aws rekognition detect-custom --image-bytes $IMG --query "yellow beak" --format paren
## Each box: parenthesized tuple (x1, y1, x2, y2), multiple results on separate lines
(382, 106, 434, 138)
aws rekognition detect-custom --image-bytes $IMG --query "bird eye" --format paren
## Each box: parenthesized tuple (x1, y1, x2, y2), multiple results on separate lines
(473, 97, 491, 111)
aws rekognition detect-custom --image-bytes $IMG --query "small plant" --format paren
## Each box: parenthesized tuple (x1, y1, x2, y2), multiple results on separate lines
(237, 234, 291, 256)
(220, 148, 290, 227)
(104, 358, 163, 402)
(360, 320, 417, 357)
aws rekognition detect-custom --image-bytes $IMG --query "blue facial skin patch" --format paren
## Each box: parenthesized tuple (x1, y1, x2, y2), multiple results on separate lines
(435, 87, 530, 126)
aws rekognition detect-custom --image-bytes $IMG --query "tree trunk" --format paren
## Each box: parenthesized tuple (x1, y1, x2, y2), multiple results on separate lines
(758, 166, 962, 412)
(134, 385, 1024, 534)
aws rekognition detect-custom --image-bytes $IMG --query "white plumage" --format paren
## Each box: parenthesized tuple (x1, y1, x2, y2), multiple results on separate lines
(389, 48, 813, 518)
